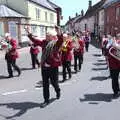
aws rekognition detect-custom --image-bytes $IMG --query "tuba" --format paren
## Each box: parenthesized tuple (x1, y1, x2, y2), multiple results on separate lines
(109, 43, 120, 61)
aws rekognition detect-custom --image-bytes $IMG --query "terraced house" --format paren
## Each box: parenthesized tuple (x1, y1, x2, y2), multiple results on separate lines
(0, 0, 62, 46)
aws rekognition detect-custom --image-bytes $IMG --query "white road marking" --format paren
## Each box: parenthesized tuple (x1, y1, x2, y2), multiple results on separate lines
(2, 89, 27, 96)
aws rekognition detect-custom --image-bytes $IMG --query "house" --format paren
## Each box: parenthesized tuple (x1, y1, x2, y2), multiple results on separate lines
(103, 0, 120, 36)
(47, 0, 62, 26)
(0, 0, 62, 46)
(64, 13, 82, 34)
(83, 0, 105, 36)
(0, 4, 29, 45)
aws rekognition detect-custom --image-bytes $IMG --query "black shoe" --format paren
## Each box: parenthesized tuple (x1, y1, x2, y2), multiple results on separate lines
(69, 75, 72, 79)
(40, 100, 49, 108)
(62, 78, 66, 82)
(56, 91, 60, 99)
(8, 75, 13, 78)
(113, 93, 119, 99)
(18, 70, 21, 77)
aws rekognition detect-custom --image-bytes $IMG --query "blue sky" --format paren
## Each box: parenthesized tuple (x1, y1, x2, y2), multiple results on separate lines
(51, 0, 101, 25)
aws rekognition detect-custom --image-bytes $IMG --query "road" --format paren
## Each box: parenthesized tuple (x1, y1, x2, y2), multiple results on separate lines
(0, 45, 119, 120)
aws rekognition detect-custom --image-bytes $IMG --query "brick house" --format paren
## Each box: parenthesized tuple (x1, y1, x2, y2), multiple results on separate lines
(104, 0, 120, 36)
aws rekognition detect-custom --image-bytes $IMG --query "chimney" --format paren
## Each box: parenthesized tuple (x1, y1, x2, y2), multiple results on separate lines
(69, 16, 71, 20)
(88, 0, 92, 9)
(76, 12, 78, 17)
(81, 10, 84, 16)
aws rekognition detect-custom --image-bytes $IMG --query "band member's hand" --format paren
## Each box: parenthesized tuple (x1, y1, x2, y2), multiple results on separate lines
(24, 26, 30, 34)
(55, 26, 62, 36)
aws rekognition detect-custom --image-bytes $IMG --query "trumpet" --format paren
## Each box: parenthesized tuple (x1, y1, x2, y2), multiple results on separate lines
(109, 43, 120, 61)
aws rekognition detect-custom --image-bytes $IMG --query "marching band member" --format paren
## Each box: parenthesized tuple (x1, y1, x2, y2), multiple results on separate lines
(27, 26, 63, 105)
(61, 33, 72, 82)
(107, 34, 120, 98)
(83, 33, 90, 52)
(73, 34, 84, 73)
(101, 35, 108, 56)
(4, 33, 21, 78)
(29, 42, 40, 69)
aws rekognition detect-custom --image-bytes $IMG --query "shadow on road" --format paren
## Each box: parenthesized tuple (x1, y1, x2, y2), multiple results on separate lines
(0, 99, 57, 119)
(97, 59, 106, 62)
(92, 67, 108, 71)
(92, 53, 102, 57)
(90, 76, 109, 81)
(21, 67, 33, 71)
(0, 75, 9, 80)
(93, 62, 107, 66)
(0, 102, 40, 119)
(79, 93, 114, 104)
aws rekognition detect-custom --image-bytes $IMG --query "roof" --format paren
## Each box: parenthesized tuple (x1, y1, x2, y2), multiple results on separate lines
(85, 0, 105, 18)
(72, 15, 82, 24)
(47, 0, 61, 9)
(103, 0, 120, 8)
(0, 4, 28, 18)
(29, 0, 56, 12)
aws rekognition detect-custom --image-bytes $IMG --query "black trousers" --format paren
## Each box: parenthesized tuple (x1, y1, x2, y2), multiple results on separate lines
(31, 53, 40, 68)
(41, 67, 60, 102)
(110, 69, 120, 94)
(85, 42, 89, 52)
(6, 59, 21, 76)
(62, 61, 71, 80)
(74, 54, 83, 72)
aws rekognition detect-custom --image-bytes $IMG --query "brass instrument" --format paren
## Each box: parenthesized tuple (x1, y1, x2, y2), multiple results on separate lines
(0, 37, 11, 50)
(109, 43, 120, 61)
(72, 36, 80, 51)
(61, 39, 69, 52)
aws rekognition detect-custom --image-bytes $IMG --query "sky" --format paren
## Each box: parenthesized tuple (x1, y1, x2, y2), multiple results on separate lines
(51, 0, 101, 25)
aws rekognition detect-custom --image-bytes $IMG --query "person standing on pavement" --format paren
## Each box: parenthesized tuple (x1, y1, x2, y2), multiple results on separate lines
(83, 33, 91, 52)
(4, 33, 21, 78)
(29, 43, 40, 69)
(61, 33, 72, 82)
(27, 26, 63, 105)
(107, 34, 120, 98)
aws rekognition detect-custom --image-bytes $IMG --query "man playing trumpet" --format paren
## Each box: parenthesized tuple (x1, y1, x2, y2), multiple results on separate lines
(73, 34, 84, 73)
(61, 33, 72, 82)
(3, 33, 21, 78)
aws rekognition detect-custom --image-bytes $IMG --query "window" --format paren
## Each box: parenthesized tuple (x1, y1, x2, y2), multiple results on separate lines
(116, 7, 120, 20)
(8, 21, 18, 39)
(45, 12, 48, 21)
(35, 8, 41, 20)
(40, 26, 46, 38)
(31, 25, 37, 34)
(0, 22, 4, 36)
(50, 13, 54, 23)
(101, 11, 104, 21)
